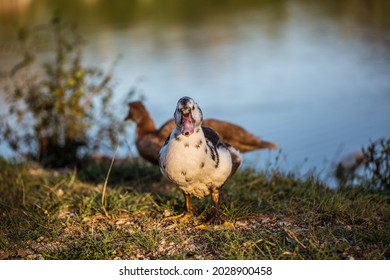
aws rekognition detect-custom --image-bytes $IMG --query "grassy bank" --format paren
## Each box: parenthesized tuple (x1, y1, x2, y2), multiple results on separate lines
(0, 157, 389, 260)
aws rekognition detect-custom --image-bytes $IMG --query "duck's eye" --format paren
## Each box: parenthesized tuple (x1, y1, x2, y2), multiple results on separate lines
(192, 105, 195, 110)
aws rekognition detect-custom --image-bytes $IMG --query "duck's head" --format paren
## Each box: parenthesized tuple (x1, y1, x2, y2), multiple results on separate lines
(125, 101, 148, 123)
(174, 96, 203, 137)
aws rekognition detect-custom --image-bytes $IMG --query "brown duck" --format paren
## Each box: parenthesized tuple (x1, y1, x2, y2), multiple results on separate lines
(125, 101, 277, 165)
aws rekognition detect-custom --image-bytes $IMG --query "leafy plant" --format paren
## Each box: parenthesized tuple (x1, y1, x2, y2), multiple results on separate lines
(0, 16, 126, 167)
(361, 138, 390, 193)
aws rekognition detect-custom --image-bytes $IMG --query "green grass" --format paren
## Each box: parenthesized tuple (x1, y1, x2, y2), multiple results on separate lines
(0, 157, 389, 260)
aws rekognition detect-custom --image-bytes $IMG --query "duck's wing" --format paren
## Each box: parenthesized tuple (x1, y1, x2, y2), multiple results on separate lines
(157, 119, 176, 145)
(226, 144, 242, 178)
(203, 118, 277, 152)
(202, 126, 242, 178)
(202, 126, 221, 147)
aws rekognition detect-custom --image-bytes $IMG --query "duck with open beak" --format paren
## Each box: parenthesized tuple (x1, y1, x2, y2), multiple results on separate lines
(159, 96, 242, 229)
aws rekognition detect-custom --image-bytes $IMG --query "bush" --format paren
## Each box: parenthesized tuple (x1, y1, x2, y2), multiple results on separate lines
(0, 16, 126, 167)
(361, 138, 390, 193)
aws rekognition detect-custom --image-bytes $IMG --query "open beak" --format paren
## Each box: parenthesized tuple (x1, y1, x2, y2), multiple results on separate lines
(180, 110, 195, 137)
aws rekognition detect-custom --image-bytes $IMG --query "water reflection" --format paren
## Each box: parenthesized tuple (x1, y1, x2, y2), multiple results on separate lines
(1, 0, 390, 182)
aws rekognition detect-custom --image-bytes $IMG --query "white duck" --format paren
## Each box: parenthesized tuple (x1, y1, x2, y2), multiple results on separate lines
(159, 96, 242, 229)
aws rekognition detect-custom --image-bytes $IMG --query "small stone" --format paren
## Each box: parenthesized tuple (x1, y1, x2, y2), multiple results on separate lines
(163, 210, 172, 217)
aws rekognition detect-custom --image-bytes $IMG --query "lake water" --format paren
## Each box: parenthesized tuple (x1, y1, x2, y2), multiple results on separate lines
(1, 0, 390, 184)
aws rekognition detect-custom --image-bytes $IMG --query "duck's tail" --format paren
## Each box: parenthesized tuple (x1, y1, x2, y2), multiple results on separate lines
(258, 140, 278, 150)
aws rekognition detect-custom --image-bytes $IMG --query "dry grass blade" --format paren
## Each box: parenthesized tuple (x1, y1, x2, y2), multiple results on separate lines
(284, 228, 307, 249)
(101, 145, 119, 218)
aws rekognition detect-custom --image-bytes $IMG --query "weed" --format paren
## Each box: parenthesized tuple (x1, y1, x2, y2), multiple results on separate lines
(0, 16, 126, 167)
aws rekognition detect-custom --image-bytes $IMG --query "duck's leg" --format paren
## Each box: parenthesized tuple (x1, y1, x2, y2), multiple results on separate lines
(210, 189, 222, 225)
(196, 188, 234, 229)
(184, 192, 195, 214)
(165, 192, 194, 221)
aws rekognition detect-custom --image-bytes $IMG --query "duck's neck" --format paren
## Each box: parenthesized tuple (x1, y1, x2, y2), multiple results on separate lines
(136, 117, 157, 137)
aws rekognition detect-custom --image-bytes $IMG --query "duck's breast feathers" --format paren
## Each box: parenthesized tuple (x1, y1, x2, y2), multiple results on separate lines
(161, 132, 171, 150)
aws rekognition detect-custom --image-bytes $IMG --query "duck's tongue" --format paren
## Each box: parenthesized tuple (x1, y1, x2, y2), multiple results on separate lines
(181, 114, 194, 137)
